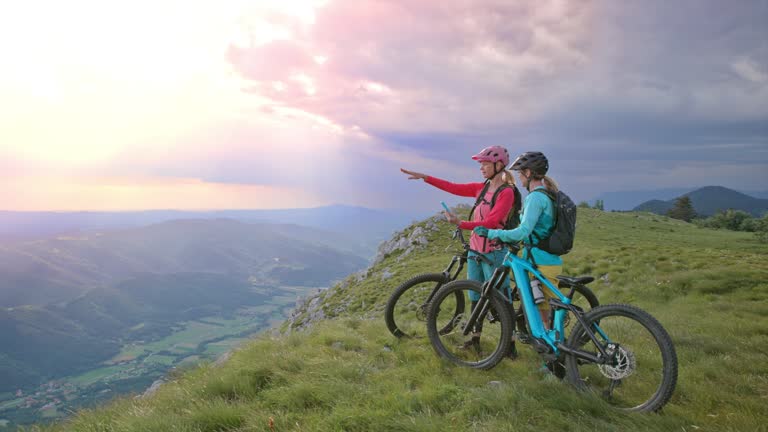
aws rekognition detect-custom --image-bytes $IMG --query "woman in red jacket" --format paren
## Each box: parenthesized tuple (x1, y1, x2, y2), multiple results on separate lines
(400, 145, 519, 357)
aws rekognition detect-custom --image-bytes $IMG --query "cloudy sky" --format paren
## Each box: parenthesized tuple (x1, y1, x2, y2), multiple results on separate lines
(2, 0, 766, 211)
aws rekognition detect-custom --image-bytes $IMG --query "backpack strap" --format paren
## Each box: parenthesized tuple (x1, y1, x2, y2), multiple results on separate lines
(467, 180, 492, 222)
(469, 182, 519, 251)
(491, 184, 522, 228)
(489, 183, 509, 207)
(527, 188, 557, 246)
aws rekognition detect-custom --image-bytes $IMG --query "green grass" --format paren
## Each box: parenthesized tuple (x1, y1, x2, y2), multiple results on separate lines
(32, 209, 768, 432)
(0, 399, 24, 410)
(202, 340, 245, 357)
(139, 319, 259, 354)
(142, 355, 176, 366)
(68, 366, 128, 387)
(102, 316, 268, 367)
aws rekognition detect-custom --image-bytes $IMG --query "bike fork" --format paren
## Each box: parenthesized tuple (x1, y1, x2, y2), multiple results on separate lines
(462, 267, 508, 336)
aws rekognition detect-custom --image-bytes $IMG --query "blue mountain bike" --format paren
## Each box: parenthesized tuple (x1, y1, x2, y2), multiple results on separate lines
(425, 241, 678, 412)
(385, 228, 599, 339)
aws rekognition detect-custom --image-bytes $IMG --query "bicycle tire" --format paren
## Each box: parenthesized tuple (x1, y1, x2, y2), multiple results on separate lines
(385, 273, 459, 338)
(564, 304, 678, 412)
(561, 283, 600, 330)
(568, 283, 599, 310)
(426, 280, 513, 370)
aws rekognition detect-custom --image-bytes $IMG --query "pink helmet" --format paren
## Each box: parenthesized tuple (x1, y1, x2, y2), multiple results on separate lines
(471, 145, 509, 166)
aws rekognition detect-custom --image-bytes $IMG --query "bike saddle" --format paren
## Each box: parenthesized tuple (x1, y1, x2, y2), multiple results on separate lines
(556, 275, 595, 286)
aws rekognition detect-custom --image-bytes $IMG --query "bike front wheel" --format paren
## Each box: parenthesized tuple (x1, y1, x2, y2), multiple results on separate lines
(564, 304, 678, 412)
(385, 273, 460, 338)
(426, 280, 513, 370)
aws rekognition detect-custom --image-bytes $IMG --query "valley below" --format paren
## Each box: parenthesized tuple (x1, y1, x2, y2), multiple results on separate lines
(0, 284, 321, 428)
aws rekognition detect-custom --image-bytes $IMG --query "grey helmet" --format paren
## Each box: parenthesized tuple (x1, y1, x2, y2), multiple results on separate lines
(510, 151, 548, 175)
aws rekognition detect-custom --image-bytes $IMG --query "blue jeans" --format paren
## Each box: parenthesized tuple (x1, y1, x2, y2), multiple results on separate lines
(467, 249, 510, 301)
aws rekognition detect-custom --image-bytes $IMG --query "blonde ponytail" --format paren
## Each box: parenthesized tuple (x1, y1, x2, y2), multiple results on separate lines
(542, 175, 559, 193)
(501, 170, 516, 187)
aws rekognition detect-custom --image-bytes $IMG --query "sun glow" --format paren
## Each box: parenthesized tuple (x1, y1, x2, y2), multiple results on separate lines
(1, 175, 327, 211)
(0, 0, 334, 210)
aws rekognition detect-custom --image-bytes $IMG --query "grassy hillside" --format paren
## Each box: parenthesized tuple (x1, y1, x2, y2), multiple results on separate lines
(32, 209, 768, 432)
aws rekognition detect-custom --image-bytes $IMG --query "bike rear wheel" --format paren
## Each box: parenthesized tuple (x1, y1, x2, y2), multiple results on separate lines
(560, 283, 600, 331)
(385, 273, 461, 338)
(426, 280, 513, 369)
(565, 304, 678, 412)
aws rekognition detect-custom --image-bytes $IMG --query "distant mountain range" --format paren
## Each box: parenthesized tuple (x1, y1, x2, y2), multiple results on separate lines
(0, 204, 425, 244)
(591, 188, 768, 211)
(632, 186, 768, 217)
(0, 219, 368, 308)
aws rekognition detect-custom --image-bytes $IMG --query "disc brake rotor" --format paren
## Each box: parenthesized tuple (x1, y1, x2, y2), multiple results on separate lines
(598, 344, 637, 380)
(416, 304, 427, 321)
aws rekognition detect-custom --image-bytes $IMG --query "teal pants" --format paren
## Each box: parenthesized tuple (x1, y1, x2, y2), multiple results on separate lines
(467, 249, 510, 301)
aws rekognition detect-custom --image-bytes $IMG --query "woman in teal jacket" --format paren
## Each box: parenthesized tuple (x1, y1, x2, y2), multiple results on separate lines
(474, 151, 561, 328)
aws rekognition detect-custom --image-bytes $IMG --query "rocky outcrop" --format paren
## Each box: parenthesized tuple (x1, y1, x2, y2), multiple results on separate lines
(372, 216, 441, 266)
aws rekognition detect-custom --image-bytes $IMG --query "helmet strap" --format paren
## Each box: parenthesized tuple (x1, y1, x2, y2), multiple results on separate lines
(491, 161, 504, 179)
(520, 170, 532, 191)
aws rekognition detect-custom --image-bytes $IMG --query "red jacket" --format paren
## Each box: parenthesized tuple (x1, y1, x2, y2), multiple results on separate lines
(425, 176, 515, 253)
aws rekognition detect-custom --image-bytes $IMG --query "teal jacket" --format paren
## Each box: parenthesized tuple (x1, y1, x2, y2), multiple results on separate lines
(487, 186, 563, 266)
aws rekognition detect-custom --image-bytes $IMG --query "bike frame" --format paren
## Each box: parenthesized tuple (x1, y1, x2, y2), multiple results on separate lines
(443, 229, 495, 279)
(470, 246, 612, 363)
(418, 229, 495, 307)
(505, 250, 570, 348)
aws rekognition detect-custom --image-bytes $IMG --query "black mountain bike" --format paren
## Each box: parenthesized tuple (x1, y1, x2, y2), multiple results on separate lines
(385, 228, 599, 339)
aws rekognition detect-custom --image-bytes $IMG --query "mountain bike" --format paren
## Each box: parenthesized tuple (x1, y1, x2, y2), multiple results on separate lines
(385, 228, 599, 339)
(425, 241, 678, 413)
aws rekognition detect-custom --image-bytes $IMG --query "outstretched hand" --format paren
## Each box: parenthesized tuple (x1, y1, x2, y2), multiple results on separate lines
(400, 168, 427, 180)
(444, 211, 460, 225)
(473, 226, 489, 238)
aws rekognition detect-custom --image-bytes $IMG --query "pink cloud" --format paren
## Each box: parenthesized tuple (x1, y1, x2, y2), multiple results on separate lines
(228, 0, 595, 134)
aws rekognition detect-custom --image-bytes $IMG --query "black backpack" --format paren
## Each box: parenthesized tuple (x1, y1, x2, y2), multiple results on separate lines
(468, 181, 522, 230)
(529, 189, 577, 255)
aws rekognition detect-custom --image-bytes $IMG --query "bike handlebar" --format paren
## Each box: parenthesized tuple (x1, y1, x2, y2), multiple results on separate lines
(453, 227, 521, 254)
(452, 227, 468, 247)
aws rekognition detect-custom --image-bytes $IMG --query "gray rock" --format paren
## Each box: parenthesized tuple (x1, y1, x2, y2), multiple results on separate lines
(213, 351, 232, 367)
(372, 221, 438, 266)
(136, 379, 164, 399)
(381, 267, 394, 280)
